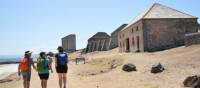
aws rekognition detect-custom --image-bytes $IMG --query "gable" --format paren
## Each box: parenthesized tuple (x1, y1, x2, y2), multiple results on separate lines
(121, 3, 197, 32)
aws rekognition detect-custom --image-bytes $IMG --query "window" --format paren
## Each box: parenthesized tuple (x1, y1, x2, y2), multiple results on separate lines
(123, 42, 125, 47)
(131, 28, 134, 33)
(132, 37, 135, 46)
(136, 26, 139, 31)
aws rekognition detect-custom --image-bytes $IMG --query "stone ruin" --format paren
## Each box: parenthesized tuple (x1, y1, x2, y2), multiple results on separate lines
(118, 3, 200, 52)
(109, 24, 127, 49)
(85, 32, 110, 53)
(185, 32, 200, 46)
(84, 24, 127, 53)
(62, 34, 76, 53)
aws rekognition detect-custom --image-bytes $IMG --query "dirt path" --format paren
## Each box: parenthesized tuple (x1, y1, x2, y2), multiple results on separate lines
(14, 62, 86, 88)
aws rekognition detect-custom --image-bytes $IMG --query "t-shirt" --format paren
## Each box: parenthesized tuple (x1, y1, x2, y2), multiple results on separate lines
(38, 57, 49, 74)
(28, 58, 34, 70)
(56, 52, 68, 65)
(21, 58, 34, 72)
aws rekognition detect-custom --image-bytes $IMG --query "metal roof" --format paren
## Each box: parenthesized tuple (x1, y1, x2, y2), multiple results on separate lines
(121, 3, 197, 32)
(88, 32, 110, 41)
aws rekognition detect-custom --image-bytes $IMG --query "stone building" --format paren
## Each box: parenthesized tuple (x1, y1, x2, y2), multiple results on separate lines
(62, 34, 76, 53)
(109, 24, 128, 49)
(85, 32, 110, 53)
(199, 24, 200, 31)
(185, 32, 200, 46)
(119, 3, 199, 52)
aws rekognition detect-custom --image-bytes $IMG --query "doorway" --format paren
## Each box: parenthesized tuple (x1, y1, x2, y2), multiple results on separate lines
(126, 38, 130, 52)
(137, 36, 140, 52)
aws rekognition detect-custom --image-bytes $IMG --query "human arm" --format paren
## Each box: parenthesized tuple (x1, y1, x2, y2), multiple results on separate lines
(47, 57, 53, 73)
(48, 62, 53, 73)
(31, 59, 37, 71)
(18, 63, 21, 76)
(55, 54, 58, 67)
(66, 54, 68, 64)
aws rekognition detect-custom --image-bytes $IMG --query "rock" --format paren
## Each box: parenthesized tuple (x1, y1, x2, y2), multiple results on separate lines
(110, 64, 117, 69)
(151, 63, 164, 74)
(183, 75, 200, 87)
(100, 70, 104, 73)
(122, 63, 136, 72)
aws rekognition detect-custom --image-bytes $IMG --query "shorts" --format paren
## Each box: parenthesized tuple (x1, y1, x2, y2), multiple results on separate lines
(21, 71, 31, 81)
(38, 73, 49, 80)
(56, 65, 68, 73)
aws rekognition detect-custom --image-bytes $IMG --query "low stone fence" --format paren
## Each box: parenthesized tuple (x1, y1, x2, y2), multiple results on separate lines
(185, 32, 200, 46)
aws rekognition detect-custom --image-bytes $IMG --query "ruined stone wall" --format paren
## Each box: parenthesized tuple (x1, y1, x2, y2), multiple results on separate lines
(109, 24, 127, 49)
(62, 34, 76, 53)
(85, 32, 111, 53)
(118, 20, 144, 52)
(86, 38, 110, 53)
(143, 18, 198, 51)
(185, 32, 200, 46)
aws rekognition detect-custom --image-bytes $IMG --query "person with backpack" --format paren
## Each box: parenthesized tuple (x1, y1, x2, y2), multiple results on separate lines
(55, 46, 68, 88)
(18, 51, 37, 88)
(37, 52, 52, 88)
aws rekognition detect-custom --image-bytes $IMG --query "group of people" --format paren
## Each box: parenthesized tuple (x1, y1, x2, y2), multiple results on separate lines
(18, 46, 68, 88)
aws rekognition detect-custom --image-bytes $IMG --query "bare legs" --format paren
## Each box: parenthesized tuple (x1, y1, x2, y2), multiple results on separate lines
(23, 81, 30, 88)
(41, 79, 48, 88)
(63, 74, 67, 88)
(27, 82, 30, 88)
(58, 73, 67, 88)
(23, 81, 26, 88)
(58, 74, 62, 88)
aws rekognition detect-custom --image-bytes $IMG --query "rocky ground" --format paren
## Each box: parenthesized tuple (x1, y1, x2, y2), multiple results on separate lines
(2, 45, 200, 88)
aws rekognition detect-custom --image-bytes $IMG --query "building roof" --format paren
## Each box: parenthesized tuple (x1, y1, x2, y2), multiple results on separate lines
(62, 34, 76, 39)
(121, 3, 197, 31)
(111, 24, 128, 35)
(88, 32, 110, 41)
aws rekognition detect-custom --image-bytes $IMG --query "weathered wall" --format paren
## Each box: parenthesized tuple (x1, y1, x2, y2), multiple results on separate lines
(199, 24, 200, 32)
(62, 34, 76, 53)
(86, 38, 110, 52)
(185, 32, 200, 46)
(109, 24, 127, 49)
(85, 32, 110, 53)
(118, 20, 144, 52)
(143, 18, 198, 51)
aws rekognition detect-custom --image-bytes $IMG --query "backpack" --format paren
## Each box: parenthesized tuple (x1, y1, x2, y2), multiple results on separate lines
(37, 57, 44, 72)
(56, 52, 68, 65)
(19, 58, 29, 71)
(37, 57, 49, 72)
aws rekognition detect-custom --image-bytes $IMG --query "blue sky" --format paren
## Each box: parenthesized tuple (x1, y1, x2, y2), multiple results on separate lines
(0, 0, 199, 55)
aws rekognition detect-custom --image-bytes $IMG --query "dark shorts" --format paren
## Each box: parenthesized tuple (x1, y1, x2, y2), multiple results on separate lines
(22, 71, 31, 81)
(56, 65, 68, 73)
(38, 73, 49, 80)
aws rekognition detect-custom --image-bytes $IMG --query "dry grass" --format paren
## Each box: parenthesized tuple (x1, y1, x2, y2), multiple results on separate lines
(68, 45, 200, 88)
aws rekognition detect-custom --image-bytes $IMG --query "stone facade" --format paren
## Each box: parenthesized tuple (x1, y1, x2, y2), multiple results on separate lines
(143, 19, 198, 51)
(199, 24, 200, 31)
(185, 32, 200, 46)
(62, 34, 76, 53)
(85, 32, 110, 53)
(119, 3, 199, 52)
(109, 24, 127, 49)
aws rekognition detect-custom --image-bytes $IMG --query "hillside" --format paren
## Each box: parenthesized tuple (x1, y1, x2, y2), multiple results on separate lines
(68, 45, 200, 88)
